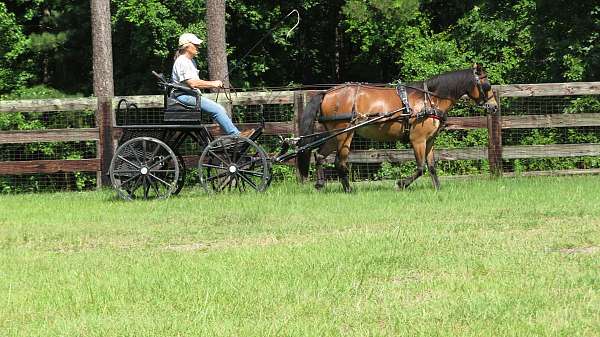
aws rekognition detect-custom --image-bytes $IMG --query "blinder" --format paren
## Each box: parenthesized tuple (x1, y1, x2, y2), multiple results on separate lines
(473, 70, 493, 106)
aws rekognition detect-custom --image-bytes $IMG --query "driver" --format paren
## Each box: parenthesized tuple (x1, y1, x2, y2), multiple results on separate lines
(172, 33, 254, 138)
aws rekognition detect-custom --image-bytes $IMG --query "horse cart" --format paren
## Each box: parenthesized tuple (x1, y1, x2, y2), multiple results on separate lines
(109, 73, 407, 200)
(109, 73, 276, 200)
(110, 65, 497, 199)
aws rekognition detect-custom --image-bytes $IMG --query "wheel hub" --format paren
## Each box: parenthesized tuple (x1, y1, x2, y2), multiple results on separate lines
(228, 165, 237, 173)
(140, 167, 149, 175)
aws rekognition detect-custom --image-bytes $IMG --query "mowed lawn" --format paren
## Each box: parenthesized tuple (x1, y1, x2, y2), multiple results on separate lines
(1, 176, 600, 337)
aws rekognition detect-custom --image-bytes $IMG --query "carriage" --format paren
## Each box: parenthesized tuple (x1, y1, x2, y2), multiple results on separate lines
(109, 72, 274, 200)
(110, 64, 497, 200)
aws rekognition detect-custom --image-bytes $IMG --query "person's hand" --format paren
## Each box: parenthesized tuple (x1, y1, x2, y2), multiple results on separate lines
(213, 80, 224, 88)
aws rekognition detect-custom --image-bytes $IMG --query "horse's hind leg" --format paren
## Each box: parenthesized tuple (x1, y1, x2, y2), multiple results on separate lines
(314, 138, 336, 190)
(335, 131, 354, 193)
(426, 144, 440, 190)
(397, 140, 426, 189)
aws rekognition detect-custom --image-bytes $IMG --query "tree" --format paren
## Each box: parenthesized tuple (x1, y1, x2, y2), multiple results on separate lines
(90, 0, 114, 186)
(206, 0, 230, 113)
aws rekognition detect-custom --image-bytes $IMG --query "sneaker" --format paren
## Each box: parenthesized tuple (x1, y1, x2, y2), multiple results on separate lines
(238, 128, 256, 138)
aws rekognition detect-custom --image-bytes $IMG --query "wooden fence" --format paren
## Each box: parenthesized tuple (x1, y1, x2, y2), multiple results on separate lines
(1, 81, 599, 188)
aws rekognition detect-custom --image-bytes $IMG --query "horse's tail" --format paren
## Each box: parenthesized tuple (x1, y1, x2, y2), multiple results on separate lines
(296, 92, 325, 180)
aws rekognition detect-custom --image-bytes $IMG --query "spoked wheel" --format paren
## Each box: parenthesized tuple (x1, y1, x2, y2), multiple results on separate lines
(110, 137, 180, 200)
(198, 135, 272, 193)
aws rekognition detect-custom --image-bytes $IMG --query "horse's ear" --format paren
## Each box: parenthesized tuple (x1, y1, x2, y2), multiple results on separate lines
(472, 62, 484, 74)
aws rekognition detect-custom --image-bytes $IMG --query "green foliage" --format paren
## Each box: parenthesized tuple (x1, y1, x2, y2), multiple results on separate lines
(374, 161, 415, 180)
(271, 164, 297, 181)
(342, 0, 419, 54)
(0, 84, 77, 100)
(535, 1, 600, 81)
(453, 1, 536, 84)
(0, 2, 32, 92)
(396, 25, 468, 81)
(563, 96, 600, 114)
(111, 0, 205, 94)
(341, 0, 420, 80)
(1, 0, 598, 95)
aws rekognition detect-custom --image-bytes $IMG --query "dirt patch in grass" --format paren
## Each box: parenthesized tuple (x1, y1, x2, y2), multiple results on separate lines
(164, 242, 207, 252)
(559, 246, 600, 254)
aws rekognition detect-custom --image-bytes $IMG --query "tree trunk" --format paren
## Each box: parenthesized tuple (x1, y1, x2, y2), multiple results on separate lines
(90, 0, 114, 187)
(206, 0, 231, 116)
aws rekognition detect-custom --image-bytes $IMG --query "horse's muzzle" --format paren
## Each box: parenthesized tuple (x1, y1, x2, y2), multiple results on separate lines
(483, 103, 498, 114)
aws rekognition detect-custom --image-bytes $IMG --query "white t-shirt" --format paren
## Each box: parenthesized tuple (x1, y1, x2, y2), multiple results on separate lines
(171, 55, 199, 84)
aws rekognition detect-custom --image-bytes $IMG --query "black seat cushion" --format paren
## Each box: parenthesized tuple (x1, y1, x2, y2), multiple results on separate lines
(166, 97, 196, 112)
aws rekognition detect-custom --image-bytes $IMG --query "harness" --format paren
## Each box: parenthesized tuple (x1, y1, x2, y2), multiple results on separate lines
(317, 80, 450, 139)
(318, 82, 366, 122)
(395, 81, 447, 140)
(415, 81, 447, 123)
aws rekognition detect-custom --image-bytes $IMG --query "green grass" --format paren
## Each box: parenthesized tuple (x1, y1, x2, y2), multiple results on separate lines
(2, 176, 600, 336)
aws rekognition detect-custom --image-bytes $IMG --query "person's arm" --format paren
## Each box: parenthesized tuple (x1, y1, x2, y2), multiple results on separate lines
(185, 79, 223, 89)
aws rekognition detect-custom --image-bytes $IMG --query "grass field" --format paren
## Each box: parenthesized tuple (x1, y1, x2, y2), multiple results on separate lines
(1, 176, 600, 337)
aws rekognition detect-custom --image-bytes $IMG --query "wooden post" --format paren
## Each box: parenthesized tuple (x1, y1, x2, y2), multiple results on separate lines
(293, 91, 305, 137)
(487, 90, 503, 176)
(292, 91, 305, 179)
(91, 0, 115, 187)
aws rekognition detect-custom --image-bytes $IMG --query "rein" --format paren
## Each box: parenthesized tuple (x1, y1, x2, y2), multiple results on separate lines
(220, 9, 300, 84)
(212, 10, 300, 107)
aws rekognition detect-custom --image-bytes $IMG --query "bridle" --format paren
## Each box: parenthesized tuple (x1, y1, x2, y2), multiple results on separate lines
(473, 69, 493, 106)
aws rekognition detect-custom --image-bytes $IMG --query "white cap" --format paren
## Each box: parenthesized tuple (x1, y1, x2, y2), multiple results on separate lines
(178, 33, 203, 47)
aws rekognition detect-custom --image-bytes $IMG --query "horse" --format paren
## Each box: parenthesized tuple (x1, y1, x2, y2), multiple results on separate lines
(296, 63, 498, 192)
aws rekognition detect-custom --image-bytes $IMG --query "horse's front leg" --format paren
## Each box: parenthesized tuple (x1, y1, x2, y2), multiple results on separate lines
(336, 132, 354, 193)
(426, 147, 440, 190)
(397, 140, 426, 189)
(426, 143, 440, 190)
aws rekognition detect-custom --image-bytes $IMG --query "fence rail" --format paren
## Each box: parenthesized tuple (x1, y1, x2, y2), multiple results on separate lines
(0, 159, 100, 175)
(0, 128, 99, 144)
(1, 82, 600, 191)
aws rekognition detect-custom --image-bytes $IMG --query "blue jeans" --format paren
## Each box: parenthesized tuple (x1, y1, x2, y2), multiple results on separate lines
(176, 95, 240, 135)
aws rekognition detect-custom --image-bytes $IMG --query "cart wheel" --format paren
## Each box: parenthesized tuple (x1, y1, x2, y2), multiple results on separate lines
(198, 135, 271, 193)
(110, 137, 180, 200)
(173, 153, 186, 196)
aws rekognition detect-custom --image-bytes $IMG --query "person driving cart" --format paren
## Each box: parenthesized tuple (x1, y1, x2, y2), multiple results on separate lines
(171, 33, 254, 138)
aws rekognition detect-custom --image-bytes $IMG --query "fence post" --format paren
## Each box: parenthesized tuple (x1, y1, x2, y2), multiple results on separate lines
(293, 91, 305, 179)
(96, 97, 114, 186)
(487, 90, 503, 176)
(293, 91, 305, 137)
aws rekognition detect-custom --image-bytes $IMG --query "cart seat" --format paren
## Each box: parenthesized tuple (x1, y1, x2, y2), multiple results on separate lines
(164, 98, 204, 122)
(152, 71, 204, 122)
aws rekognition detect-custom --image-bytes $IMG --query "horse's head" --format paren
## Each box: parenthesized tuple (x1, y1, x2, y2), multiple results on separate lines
(467, 63, 498, 113)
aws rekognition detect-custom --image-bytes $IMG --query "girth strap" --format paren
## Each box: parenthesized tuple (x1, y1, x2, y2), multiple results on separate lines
(351, 84, 361, 121)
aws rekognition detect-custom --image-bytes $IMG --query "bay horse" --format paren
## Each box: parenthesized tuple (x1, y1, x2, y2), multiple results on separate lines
(297, 64, 498, 192)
